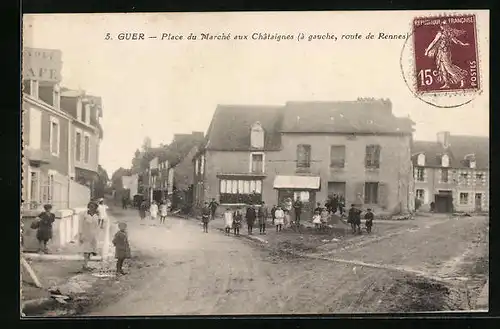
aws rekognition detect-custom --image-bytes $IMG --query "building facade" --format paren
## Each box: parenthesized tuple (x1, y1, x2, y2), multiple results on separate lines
(193, 100, 415, 217)
(22, 47, 103, 210)
(412, 132, 489, 213)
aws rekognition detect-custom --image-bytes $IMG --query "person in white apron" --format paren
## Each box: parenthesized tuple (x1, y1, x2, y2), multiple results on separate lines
(159, 200, 168, 224)
(150, 201, 159, 220)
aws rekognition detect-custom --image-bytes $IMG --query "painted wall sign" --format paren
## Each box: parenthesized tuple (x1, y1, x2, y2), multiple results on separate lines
(22, 47, 63, 82)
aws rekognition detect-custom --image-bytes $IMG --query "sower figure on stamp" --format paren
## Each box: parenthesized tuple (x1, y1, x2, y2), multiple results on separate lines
(113, 222, 131, 276)
(424, 20, 470, 89)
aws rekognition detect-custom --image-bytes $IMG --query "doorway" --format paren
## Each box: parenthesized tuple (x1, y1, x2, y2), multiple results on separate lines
(435, 190, 453, 213)
(475, 193, 482, 212)
(277, 189, 316, 218)
(328, 182, 346, 198)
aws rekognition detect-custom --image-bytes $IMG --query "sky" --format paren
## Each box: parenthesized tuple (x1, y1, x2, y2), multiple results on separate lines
(23, 11, 489, 175)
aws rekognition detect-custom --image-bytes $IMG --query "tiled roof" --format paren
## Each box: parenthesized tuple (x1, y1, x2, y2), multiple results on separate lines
(204, 105, 283, 151)
(204, 100, 414, 151)
(412, 135, 489, 169)
(281, 100, 414, 134)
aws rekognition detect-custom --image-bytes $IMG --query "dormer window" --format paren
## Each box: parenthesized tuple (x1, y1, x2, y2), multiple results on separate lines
(470, 160, 476, 169)
(417, 153, 425, 166)
(441, 154, 449, 167)
(250, 122, 264, 149)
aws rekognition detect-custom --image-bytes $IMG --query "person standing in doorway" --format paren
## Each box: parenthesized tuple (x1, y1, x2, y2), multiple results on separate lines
(233, 207, 243, 236)
(293, 196, 303, 230)
(246, 204, 257, 235)
(258, 201, 269, 235)
(112, 222, 131, 276)
(201, 202, 211, 233)
(79, 201, 99, 271)
(274, 206, 285, 232)
(209, 198, 219, 221)
(33, 204, 55, 254)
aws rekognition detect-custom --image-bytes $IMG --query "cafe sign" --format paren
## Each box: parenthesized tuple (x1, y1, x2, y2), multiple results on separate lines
(22, 47, 62, 83)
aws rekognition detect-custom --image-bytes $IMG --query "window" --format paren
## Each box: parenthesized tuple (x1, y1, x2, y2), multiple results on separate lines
(28, 107, 42, 150)
(297, 144, 311, 168)
(476, 173, 484, 182)
(53, 85, 60, 109)
(293, 191, 310, 202)
(200, 155, 205, 174)
(365, 145, 381, 168)
(49, 117, 60, 156)
(30, 80, 39, 98)
(75, 131, 82, 161)
(417, 153, 425, 166)
(442, 154, 449, 167)
(460, 172, 469, 179)
(250, 152, 264, 173)
(416, 189, 425, 200)
(416, 167, 425, 182)
(84, 134, 90, 163)
(250, 122, 264, 149)
(195, 159, 199, 175)
(460, 193, 469, 205)
(85, 104, 91, 124)
(330, 145, 345, 168)
(441, 169, 449, 183)
(28, 168, 40, 209)
(77, 100, 83, 121)
(41, 172, 55, 205)
(219, 179, 262, 204)
(364, 182, 379, 204)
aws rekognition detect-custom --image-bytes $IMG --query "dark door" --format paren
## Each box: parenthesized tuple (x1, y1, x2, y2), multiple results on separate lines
(435, 194, 453, 213)
(475, 193, 482, 212)
(277, 189, 316, 220)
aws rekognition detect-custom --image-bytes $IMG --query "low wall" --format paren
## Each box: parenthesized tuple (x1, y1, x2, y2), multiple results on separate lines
(21, 207, 87, 253)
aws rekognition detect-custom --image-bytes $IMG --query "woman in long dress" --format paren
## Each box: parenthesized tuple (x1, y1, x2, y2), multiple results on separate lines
(424, 20, 470, 89)
(79, 201, 100, 270)
(150, 201, 159, 221)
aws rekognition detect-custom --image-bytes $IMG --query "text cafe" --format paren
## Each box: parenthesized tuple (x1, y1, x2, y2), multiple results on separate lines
(22, 48, 63, 83)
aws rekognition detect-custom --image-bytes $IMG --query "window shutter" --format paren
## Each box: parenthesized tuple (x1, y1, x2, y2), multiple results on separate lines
(378, 182, 389, 208)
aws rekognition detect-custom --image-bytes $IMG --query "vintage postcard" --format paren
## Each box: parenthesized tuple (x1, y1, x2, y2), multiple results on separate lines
(20, 10, 489, 317)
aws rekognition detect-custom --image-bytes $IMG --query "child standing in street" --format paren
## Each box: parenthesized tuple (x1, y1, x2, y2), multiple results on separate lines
(270, 205, 277, 226)
(364, 208, 374, 233)
(150, 201, 158, 221)
(312, 209, 322, 231)
(274, 206, 285, 232)
(159, 200, 168, 224)
(33, 204, 55, 254)
(233, 208, 243, 236)
(320, 208, 330, 232)
(201, 202, 211, 233)
(223, 207, 233, 235)
(112, 222, 131, 276)
(97, 199, 108, 229)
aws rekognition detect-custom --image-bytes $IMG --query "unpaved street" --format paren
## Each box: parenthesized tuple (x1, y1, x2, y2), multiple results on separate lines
(86, 210, 488, 315)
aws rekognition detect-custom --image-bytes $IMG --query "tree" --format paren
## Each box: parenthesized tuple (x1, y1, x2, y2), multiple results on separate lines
(142, 137, 152, 152)
(131, 149, 142, 173)
(94, 165, 109, 198)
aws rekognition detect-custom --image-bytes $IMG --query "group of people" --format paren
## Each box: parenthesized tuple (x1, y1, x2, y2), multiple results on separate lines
(26, 199, 131, 276)
(138, 200, 169, 223)
(347, 204, 374, 234)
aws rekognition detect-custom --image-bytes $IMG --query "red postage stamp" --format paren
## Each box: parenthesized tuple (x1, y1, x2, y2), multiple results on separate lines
(413, 14, 480, 94)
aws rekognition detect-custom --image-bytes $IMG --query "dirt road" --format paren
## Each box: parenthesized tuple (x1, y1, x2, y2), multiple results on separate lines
(84, 210, 488, 315)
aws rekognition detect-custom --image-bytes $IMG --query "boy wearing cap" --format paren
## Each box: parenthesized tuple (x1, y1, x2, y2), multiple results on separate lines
(364, 208, 374, 233)
(113, 222, 131, 275)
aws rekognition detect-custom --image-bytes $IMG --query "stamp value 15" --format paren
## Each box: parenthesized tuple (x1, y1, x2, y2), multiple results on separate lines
(413, 14, 480, 94)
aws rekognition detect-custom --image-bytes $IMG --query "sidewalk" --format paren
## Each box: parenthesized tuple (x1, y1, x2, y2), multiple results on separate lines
(21, 213, 115, 316)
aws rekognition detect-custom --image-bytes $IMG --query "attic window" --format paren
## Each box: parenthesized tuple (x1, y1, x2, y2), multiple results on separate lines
(250, 122, 264, 149)
(417, 153, 425, 166)
(441, 154, 450, 167)
(470, 160, 476, 169)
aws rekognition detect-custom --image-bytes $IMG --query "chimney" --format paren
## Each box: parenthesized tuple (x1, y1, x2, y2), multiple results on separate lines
(437, 131, 450, 148)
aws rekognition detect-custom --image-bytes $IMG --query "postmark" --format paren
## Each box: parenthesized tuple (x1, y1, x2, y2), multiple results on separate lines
(413, 14, 480, 94)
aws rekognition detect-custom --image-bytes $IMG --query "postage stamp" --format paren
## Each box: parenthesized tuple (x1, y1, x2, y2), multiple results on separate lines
(412, 14, 480, 94)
